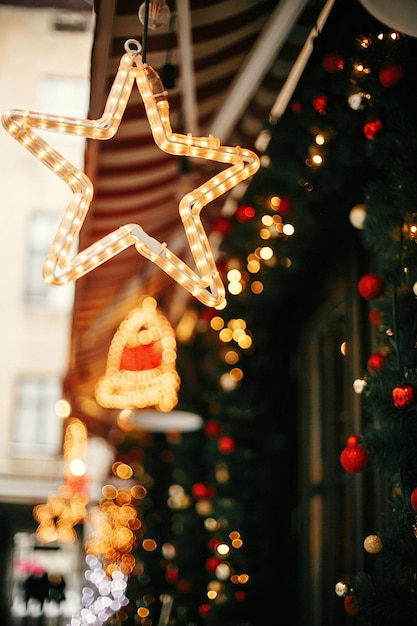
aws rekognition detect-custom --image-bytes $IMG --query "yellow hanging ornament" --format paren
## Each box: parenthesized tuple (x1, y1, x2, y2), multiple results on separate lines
(95, 296, 180, 412)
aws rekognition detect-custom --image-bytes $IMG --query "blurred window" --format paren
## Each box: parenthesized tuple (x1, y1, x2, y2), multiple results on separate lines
(11, 375, 63, 457)
(25, 211, 74, 311)
(36, 75, 90, 169)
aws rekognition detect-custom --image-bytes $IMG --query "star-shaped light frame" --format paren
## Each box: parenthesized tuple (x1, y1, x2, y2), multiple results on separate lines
(2, 39, 260, 307)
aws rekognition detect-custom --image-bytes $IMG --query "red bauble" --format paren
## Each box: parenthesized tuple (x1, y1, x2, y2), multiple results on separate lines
(346, 434, 360, 447)
(165, 565, 179, 582)
(277, 196, 293, 215)
(379, 64, 403, 88)
(291, 100, 302, 113)
(322, 51, 345, 72)
(200, 307, 216, 323)
(215, 259, 227, 276)
(206, 557, 221, 572)
(363, 117, 384, 140)
(411, 487, 417, 511)
(357, 273, 385, 299)
(198, 604, 211, 615)
(204, 419, 221, 437)
(192, 482, 216, 499)
(392, 383, 415, 408)
(344, 595, 359, 616)
(236, 204, 256, 222)
(208, 538, 221, 551)
(177, 579, 191, 592)
(368, 308, 383, 326)
(340, 435, 369, 473)
(217, 436, 235, 453)
(367, 351, 386, 375)
(211, 217, 232, 235)
(313, 93, 328, 114)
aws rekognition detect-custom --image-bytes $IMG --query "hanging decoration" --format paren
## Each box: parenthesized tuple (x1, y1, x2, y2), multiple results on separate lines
(63, 417, 90, 496)
(367, 350, 387, 374)
(33, 418, 89, 544)
(340, 434, 369, 473)
(344, 595, 359, 616)
(1, 38, 260, 307)
(32, 487, 87, 545)
(363, 534, 383, 553)
(357, 272, 385, 299)
(138, 0, 170, 31)
(95, 296, 180, 411)
(391, 382, 415, 408)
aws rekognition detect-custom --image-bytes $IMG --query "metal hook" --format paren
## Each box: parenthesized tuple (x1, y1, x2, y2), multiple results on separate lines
(124, 39, 142, 54)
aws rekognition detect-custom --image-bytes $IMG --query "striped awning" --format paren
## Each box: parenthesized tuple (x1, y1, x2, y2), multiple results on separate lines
(63, 0, 327, 431)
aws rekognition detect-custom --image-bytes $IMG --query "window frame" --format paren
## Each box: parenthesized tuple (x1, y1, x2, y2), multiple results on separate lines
(11, 374, 63, 458)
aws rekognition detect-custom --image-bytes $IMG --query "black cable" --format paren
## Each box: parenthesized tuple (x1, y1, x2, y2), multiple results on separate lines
(393, 225, 404, 375)
(392, 286, 402, 374)
(142, 0, 150, 63)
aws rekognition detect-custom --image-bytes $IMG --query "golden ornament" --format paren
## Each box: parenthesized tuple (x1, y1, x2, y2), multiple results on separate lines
(363, 534, 383, 553)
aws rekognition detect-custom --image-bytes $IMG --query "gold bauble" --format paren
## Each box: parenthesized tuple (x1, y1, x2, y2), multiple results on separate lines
(364, 534, 383, 554)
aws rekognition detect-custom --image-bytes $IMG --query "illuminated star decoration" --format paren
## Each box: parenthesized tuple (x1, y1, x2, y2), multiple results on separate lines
(33, 486, 88, 544)
(2, 38, 260, 308)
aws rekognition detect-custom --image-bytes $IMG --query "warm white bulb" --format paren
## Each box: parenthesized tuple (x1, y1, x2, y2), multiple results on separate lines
(138, 1, 170, 30)
(350, 204, 367, 229)
(69, 458, 86, 477)
(353, 378, 366, 394)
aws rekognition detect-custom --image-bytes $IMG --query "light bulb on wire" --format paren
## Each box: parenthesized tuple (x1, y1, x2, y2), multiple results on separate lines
(138, 0, 170, 30)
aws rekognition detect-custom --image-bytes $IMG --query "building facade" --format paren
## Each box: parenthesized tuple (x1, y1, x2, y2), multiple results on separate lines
(0, 4, 94, 620)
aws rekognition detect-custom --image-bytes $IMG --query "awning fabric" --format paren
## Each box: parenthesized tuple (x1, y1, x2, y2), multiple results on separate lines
(63, 0, 322, 432)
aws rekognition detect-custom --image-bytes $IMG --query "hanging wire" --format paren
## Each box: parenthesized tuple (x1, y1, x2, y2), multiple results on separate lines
(161, 12, 176, 88)
(392, 285, 402, 374)
(392, 224, 405, 375)
(142, 0, 150, 63)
